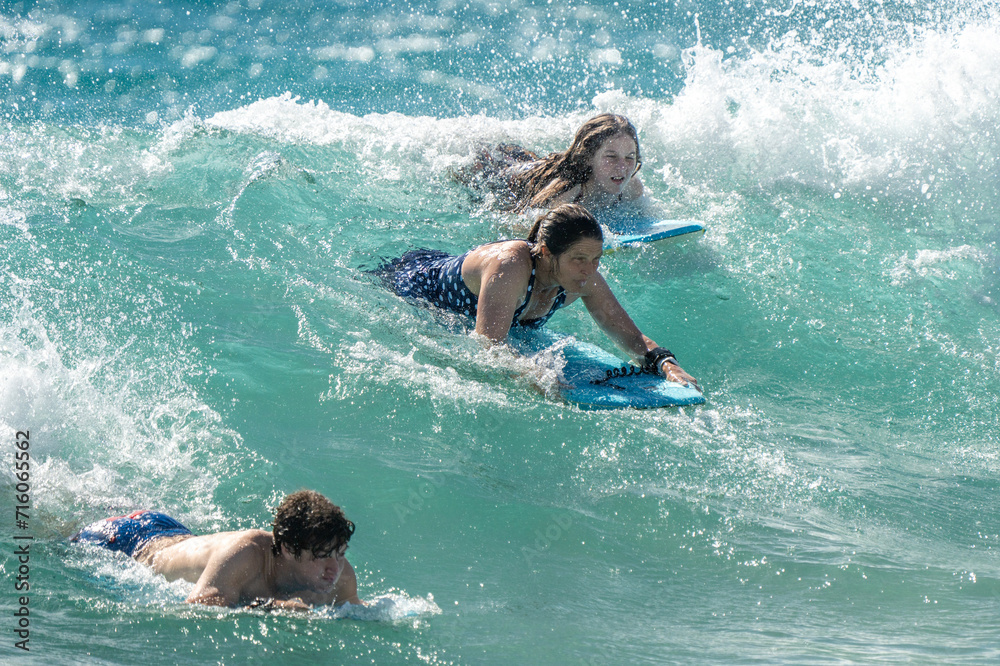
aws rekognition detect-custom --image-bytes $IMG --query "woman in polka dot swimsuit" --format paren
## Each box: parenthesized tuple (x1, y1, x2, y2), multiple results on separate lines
(374, 203, 698, 388)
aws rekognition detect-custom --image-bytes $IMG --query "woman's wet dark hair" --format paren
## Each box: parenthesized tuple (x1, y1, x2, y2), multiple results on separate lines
(527, 203, 603, 256)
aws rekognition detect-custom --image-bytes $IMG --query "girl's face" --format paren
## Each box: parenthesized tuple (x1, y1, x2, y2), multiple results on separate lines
(587, 133, 639, 195)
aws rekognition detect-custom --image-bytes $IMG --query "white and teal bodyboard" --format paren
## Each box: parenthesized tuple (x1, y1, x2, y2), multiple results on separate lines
(512, 329, 705, 410)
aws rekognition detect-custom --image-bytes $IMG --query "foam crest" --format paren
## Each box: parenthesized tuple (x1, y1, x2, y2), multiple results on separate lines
(0, 304, 229, 532)
(321, 593, 442, 621)
(331, 338, 514, 409)
(204, 93, 594, 176)
(646, 18, 1000, 202)
(198, 11, 997, 189)
(888, 245, 989, 286)
(199, 12, 1000, 215)
(0, 122, 169, 207)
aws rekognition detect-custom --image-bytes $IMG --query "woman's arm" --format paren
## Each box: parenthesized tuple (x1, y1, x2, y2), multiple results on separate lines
(581, 274, 699, 388)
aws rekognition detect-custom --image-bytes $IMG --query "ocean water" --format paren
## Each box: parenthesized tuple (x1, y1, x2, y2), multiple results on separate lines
(2, 0, 1000, 663)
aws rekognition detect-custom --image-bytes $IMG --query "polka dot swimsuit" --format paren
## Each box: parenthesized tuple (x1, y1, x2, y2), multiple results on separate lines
(378, 247, 567, 329)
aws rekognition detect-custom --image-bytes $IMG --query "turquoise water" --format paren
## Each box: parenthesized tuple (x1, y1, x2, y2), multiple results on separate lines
(3, 0, 1000, 663)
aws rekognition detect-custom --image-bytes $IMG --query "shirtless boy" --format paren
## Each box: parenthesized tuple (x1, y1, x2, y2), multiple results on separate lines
(72, 490, 360, 610)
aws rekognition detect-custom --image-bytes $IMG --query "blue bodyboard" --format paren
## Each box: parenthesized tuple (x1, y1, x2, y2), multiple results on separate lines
(599, 211, 706, 250)
(511, 330, 705, 410)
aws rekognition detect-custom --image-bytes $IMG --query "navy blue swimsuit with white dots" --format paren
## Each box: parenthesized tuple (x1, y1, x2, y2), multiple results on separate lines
(376, 246, 566, 329)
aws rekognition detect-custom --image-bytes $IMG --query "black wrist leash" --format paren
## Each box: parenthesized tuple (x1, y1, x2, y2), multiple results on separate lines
(590, 348, 678, 386)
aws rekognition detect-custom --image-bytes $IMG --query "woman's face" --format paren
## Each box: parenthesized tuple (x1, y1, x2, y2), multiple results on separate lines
(553, 238, 604, 292)
(587, 133, 639, 196)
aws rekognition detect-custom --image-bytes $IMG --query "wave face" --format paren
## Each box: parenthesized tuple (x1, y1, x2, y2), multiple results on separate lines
(2, 0, 1000, 663)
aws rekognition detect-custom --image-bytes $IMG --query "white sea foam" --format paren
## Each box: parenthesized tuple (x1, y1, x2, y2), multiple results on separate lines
(204, 92, 590, 177)
(0, 206, 29, 235)
(330, 338, 516, 410)
(320, 593, 442, 621)
(0, 122, 177, 207)
(651, 20, 1000, 202)
(0, 303, 229, 532)
(888, 245, 989, 285)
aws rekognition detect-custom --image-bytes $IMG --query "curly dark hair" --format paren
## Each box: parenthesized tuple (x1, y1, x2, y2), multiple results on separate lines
(271, 490, 355, 559)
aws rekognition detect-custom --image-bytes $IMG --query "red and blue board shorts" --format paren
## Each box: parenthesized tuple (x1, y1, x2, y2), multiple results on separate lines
(72, 510, 192, 557)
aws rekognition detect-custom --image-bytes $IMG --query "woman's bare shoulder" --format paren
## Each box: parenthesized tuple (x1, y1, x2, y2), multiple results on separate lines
(470, 239, 532, 268)
(462, 240, 532, 294)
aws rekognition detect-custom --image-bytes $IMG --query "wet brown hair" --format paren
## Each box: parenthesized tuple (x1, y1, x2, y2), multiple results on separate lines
(510, 114, 642, 211)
